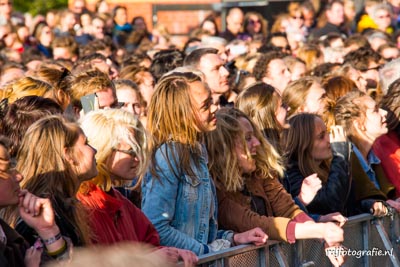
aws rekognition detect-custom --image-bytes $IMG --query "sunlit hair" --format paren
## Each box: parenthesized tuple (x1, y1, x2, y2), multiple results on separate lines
(206, 108, 284, 192)
(69, 69, 114, 102)
(296, 44, 323, 71)
(282, 113, 330, 183)
(148, 71, 204, 146)
(79, 109, 148, 192)
(322, 75, 358, 131)
(380, 78, 400, 131)
(0, 96, 62, 157)
(147, 71, 205, 179)
(236, 82, 283, 151)
(334, 90, 369, 143)
(283, 76, 321, 118)
(16, 115, 91, 244)
(32, 66, 72, 110)
(1, 77, 52, 103)
(323, 75, 357, 101)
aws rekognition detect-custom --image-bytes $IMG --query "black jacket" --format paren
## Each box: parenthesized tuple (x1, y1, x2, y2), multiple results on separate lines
(284, 142, 354, 215)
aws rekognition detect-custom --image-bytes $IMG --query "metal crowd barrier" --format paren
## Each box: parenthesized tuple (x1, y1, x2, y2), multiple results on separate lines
(196, 213, 400, 267)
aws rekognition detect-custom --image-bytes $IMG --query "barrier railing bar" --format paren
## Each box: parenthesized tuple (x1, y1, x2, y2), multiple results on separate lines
(271, 244, 289, 267)
(258, 246, 268, 267)
(195, 213, 399, 267)
(197, 242, 279, 264)
(362, 220, 371, 267)
(373, 219, 400, 267)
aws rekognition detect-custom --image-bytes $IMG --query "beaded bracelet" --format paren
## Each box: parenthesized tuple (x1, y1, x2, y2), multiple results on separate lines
(42, 232, 62, 246)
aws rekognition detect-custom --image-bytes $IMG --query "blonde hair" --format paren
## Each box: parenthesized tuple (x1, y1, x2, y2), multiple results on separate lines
(236, 82, 283, 151)
(16, 115, 91, 245)
(147, 71, 206, 180)
(297, 44, 323, 71)
(2, 77, 52, 103)
(69, 69, 113, 102)
(79, 109, 148, 192)
(206, 108, 284, 192)
(283, 76, 321, 118)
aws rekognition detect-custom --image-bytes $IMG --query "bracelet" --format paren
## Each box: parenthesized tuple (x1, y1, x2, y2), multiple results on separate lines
(47, 239, 67, 257)
(41, 232, 62, 246)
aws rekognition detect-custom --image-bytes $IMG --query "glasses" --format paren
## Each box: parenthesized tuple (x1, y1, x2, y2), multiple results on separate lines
(377, 14, 391, 19)
(249, 19, 261, 25)
(360, 65, 381, 72)
(0, 2, 12, 6)
(113, 148, 137, 158)
(292, 15, 304, 20)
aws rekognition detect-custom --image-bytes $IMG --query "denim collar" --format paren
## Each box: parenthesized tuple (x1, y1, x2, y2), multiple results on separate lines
(352, 143, 381, 188)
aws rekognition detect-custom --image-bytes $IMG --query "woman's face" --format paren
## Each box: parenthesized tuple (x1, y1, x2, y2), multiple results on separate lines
(138, 71, 155, 107)
(361, 96, 388, 140)
(73, 133, 98, 181)
(39, 26, 53, 47)
(108, 139, 140, 180)
(311, 117, 332, 163)
(235, 117, 261, 175)
(202, 20, 216, 35)
(246, 15, 262, 34)
(303, 82, 326, 115)
(116, 87, 142, 116)
(0, 144, 23, 208)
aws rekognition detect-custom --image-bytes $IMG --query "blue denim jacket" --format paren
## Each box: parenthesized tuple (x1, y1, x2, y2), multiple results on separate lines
(141, 142, 233, 255)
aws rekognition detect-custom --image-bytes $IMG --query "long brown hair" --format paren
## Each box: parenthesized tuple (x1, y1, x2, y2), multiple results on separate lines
(282, 113, 330, 183)
(206, 108, 284, 192)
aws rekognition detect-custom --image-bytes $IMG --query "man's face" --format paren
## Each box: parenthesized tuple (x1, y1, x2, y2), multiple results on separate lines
(198, 53, 230, 96)
(360, 61, 381, 88)
(262, 58, 291, 95)
(227, 11, 243, 35)
(96, 87, 118, 109)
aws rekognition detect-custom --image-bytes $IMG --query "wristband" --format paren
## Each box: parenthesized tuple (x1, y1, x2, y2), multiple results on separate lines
(42, 232, 62, 246)
(47, 239, 67, 257)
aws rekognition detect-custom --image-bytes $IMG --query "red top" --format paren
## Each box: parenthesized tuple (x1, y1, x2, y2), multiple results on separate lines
(373, 131, 400, 198)
(77, 182, 160, 246)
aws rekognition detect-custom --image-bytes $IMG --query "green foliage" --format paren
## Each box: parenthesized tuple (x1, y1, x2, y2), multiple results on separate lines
(13, 0, 68, 16)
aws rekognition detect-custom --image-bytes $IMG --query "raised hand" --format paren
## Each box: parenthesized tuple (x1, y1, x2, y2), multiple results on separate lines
(298, 173, 322, 205)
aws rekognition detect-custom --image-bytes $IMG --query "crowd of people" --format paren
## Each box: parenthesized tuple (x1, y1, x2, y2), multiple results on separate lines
(0, 0, 400, 266)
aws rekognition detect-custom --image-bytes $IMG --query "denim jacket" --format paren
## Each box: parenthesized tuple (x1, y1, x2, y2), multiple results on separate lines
(141, 142, 233, 255)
